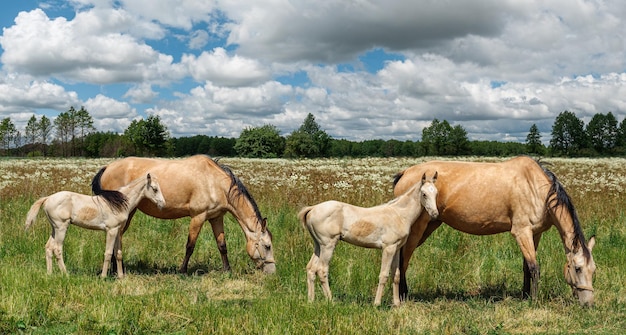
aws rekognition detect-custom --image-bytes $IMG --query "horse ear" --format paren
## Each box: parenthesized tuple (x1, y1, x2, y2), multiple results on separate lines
(587, 236, 596, 251)
(261, 217, 268, 231)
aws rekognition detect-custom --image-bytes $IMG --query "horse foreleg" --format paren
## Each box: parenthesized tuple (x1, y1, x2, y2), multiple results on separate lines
(400, 219, 440, 299)
(101, 227, 119, 278)
(179, 214, 207, 274)
(111, 208, 136, 275)
(523, 233, 543, 299)
(209, 216, 231, 272)
(375, 245, 398, 306)
(114, 230, 124, 279)
(513, 228, 540, 300)
(391, 249, 401, 307)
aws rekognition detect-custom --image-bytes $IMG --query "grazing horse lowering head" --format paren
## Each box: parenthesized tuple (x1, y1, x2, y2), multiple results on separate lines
(564, 236, 596, 307)
(247, 219, 275, 274)
(223, 164, 276, 274)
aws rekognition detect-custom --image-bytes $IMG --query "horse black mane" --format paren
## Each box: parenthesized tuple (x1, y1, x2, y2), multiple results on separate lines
(537, 159, 590, 258)
(91, 167, 129, 213)
(213, 158, 265, 227)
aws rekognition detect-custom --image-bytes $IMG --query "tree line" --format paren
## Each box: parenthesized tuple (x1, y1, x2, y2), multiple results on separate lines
(2, 108, 626, 158)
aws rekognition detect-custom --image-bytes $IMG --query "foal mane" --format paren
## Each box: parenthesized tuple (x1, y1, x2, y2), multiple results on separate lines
(537, 159, 590, 258)
(211, 157, 265, 229)
(91, 167, 129, 213)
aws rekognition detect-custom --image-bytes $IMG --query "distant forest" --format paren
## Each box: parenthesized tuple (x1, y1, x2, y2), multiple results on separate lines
(1, 108, 626, 158)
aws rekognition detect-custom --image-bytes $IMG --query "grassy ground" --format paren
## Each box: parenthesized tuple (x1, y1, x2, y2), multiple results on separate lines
(1, 156, 625, 334)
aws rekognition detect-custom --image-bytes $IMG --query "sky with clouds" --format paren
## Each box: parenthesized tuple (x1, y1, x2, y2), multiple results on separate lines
(0, 0, 624, 143)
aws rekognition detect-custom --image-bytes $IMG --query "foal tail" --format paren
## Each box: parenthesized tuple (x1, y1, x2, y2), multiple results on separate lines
(25, 197, 48, 231)
(298, 206, 313, 230)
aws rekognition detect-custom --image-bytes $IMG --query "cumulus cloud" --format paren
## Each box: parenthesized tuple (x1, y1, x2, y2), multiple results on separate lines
(0, 0, 624, 142)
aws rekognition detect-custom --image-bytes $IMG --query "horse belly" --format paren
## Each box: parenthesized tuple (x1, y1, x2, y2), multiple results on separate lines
(441, 208, 512, 235)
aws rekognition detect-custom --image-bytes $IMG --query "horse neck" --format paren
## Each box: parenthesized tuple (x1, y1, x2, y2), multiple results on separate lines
(226, 189, 262, 235)
(551, 206, 583, 254)
(388, 183, 424, 222)
(118, 178, 146, 212)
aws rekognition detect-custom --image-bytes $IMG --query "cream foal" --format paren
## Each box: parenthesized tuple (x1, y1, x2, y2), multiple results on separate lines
(25, 172, 165, 278)
(299, 172, 438, 306)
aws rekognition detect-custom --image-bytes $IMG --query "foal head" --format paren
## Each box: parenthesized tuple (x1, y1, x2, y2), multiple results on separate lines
(564, 236, 596, 307)
(420, 172, 439, 220)
(144, 173, 166, 210)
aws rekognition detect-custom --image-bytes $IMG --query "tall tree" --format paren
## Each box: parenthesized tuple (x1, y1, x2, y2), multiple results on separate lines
(449, 124, 470, 155)
(25, 115, 38, 145)
(586, 112, 618, 154)
(75, 106, 96, 155)
(526, 124, 543, 154)
(549, 110, 586, 156)
(54, 111, 73, 157)
(123, 115, 170, 156)
(39, 115, 53, 156)
(422, 118, 453, 155)
(0, 117, 17, 155)
(284, 113, 331, 158)
(235, 124, 285, 158)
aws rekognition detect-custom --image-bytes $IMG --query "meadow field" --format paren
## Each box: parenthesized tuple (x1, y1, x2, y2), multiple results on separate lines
(1, 156, 625, 334)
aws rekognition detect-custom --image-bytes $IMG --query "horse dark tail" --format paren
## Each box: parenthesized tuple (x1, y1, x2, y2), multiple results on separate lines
(91, 166, 128, 213)
(540, 162, 590, 258)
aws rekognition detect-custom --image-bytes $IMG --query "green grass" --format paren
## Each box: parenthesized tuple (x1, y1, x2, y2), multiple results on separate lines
(1, 157, 625, 334)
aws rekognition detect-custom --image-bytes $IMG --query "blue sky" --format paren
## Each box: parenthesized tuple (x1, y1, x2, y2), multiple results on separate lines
(1, 0, 625, 142)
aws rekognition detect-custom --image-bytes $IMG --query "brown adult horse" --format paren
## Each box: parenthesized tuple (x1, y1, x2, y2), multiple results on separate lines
(393, 156, 596, 307)
(91, 155, 275, 274)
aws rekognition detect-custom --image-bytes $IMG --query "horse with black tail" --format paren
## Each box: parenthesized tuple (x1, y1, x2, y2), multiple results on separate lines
(91, 155, 275, 274)
(393, 156, 596, 307)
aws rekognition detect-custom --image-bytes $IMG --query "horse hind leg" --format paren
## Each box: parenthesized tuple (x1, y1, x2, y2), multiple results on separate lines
(306, 252, 319, 302)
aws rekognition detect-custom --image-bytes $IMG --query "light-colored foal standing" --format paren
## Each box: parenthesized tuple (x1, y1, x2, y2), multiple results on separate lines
(25, 171, 165, 278)
(299, 172, 438, 306)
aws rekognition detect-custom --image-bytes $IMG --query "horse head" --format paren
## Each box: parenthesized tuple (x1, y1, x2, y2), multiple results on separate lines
(145, 173, 166, 210)
(420, 171, 439, 220)
(246, 218, 276, 274)
(564, 236, 596, 307)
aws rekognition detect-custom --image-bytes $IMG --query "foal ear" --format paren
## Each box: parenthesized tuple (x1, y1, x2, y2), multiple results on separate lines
(146, 173, 152, 185)
(421, 172, 426, 183)
(432, 171, 438, 183)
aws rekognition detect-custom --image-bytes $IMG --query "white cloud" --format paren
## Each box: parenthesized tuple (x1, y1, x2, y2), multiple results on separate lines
(182, 48, 271, 86)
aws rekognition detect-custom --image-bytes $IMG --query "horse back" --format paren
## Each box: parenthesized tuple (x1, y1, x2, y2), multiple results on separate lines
(394, 156, 550, 235)
(98, 155, 228, 219)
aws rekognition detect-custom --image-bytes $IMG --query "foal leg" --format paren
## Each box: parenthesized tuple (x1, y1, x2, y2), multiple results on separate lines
(306, 252, 320, 302)
(52, 226, 69, 275)
(114, 231, 124, 278)
(179, 214, 208, 274)
(391, 250, 402, 307)
(101, 227, 120, 278)
(375, 244, 398, 306)
(111, 208, 136, 275)
(317, 239, 338, 301)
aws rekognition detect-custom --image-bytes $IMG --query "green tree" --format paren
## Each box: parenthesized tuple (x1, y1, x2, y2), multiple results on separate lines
(0, 117, 17, 155)
(123, 115, 170, 156)
(526, 124, 543, 155)
(235, 124, 285, 158)
(25, 115, 38, 145)
(586, 112, 618, 154)
(54, 111, 73, 157)
(422, 118, 452, 155)
(39, 115, 53, 156)
(449, 124, 470, 155)
(550, 110, 586, 156)
(284, 113, 331, 158)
